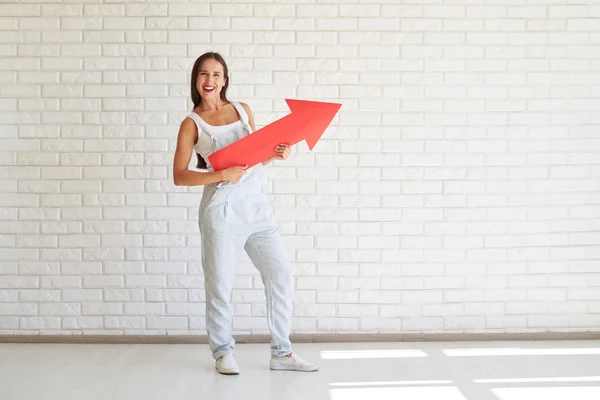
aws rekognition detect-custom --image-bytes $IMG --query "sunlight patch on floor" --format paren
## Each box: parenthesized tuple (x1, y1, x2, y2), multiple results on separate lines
(492, 387, 600, 400)
(320, 349, 427, 360)
(330, 386, 468, 400)
(443, 348, 600, 357)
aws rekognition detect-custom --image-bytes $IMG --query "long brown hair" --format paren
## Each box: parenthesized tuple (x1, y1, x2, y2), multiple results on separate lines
(190, 52, 230, 169)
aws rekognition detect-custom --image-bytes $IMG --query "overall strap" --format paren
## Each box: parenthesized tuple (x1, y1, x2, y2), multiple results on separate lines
(186, 112, 212, 138)
(187, 112, 217, 172)
(231, 101, 252, 132)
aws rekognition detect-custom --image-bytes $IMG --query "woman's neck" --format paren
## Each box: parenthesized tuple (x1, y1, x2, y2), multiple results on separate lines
(199, 98, 226, 111)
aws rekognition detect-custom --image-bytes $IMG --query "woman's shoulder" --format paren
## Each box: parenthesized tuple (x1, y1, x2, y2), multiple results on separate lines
(184, 111, 202, 126)
(181, 113, 196, 126)
(180, 113, 202, 137)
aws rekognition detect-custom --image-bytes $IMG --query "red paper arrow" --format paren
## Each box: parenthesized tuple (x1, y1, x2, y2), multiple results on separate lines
(208, 99, 341, 171)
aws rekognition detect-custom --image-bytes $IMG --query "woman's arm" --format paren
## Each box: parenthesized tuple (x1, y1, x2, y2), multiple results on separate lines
(172, 118, 246, 186)
(240, 102, 291, 166)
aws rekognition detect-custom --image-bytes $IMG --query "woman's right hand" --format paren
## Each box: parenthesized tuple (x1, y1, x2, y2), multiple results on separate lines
(220, 165, 247, 182)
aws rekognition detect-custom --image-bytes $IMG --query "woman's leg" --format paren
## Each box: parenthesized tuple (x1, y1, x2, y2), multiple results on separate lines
(200, 191, 246, 360)
(244, 225, 294, 358)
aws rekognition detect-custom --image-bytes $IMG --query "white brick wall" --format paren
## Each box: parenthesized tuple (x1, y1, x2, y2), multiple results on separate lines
(1, 0, 599, 335)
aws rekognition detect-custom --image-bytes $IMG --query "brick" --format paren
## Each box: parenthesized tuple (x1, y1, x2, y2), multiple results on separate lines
(20, 317, 61, 330)
(0, 317, 18, 329)
(0, 290, 18, 302)
(0, 303, 37, 315)
(105, 316, 144, 329)
(403, 317, 443, 331)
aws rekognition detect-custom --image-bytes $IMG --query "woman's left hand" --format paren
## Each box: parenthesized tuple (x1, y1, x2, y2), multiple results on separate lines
(273, 144, 291, 161)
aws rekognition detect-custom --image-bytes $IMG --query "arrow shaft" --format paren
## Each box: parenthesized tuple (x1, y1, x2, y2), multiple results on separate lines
(208, 99, 341, 171)
(209, 113, 305, 170)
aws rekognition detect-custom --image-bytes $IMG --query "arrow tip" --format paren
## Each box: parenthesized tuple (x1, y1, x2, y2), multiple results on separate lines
(285, 99, 341, 116)
(285, 99, 342, 150)
(285, 99, 341, 150)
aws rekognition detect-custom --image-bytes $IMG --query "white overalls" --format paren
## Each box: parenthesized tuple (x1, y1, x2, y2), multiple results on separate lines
(187, 102, 294, 359)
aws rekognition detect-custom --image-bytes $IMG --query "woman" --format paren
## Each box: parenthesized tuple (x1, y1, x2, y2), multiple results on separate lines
(172, 52, 319, 375)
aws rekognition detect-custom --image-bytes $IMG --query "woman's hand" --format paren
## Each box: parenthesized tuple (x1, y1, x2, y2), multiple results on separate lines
(220, 165, 247, 182)
(273, 144, 291, 161)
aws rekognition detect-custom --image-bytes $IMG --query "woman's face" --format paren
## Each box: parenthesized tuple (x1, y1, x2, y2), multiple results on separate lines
(196, 58, 226, 101)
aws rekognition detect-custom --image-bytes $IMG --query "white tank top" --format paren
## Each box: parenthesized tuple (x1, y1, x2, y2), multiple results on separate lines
(193, 120, 243, 163)
(187, 102, 250, 170)
(187, 101, 267, 187)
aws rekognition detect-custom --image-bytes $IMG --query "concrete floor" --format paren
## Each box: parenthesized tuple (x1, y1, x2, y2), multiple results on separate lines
(1, 340, 599, 400)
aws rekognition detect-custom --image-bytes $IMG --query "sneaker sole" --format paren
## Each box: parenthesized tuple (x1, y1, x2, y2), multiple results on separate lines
(269, 365, 320, 372)
(216, 369, 240, 375)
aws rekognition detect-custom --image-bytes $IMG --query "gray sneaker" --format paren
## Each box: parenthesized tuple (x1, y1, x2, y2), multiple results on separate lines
(269, 353, 320, 372)
(215, 354, 240, 375)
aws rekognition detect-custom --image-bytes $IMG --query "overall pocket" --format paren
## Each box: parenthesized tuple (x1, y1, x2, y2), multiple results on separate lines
(199, 189, 229, 229)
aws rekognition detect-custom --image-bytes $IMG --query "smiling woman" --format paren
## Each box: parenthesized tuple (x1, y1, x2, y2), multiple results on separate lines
(171, 51, 316, 376)
(189, 52, 232, 170)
